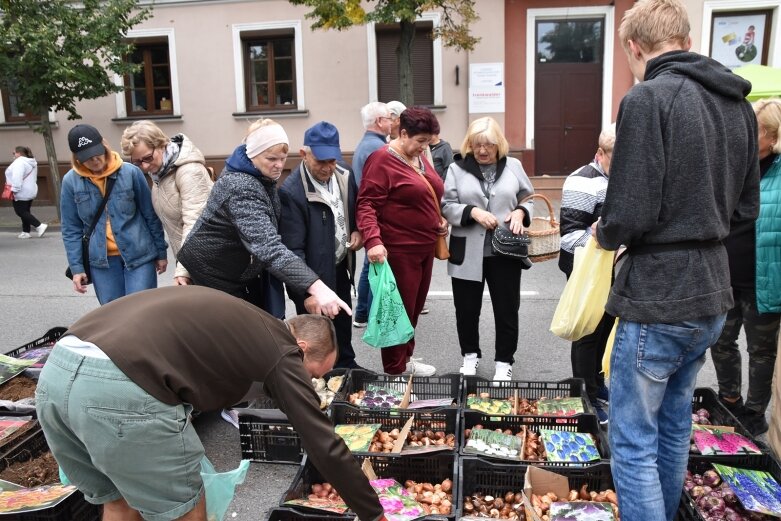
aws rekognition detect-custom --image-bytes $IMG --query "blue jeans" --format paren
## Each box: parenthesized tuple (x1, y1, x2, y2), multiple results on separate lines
(91, 255, 158, 305)
(608, 314, 726, 521)
(354, 256, 373, 321)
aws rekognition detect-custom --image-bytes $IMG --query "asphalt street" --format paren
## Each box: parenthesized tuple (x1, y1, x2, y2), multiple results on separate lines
(0, 219, 751, 520)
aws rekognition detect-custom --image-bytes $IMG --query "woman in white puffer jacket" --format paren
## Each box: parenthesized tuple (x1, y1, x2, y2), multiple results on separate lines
(5, 146, 47, 239)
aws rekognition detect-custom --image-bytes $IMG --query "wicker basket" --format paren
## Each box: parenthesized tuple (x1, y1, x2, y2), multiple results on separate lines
(522, 193, 560, 262)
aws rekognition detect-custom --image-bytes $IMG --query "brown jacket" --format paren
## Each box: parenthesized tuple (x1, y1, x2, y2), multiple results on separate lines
(65, 286, 383, 521)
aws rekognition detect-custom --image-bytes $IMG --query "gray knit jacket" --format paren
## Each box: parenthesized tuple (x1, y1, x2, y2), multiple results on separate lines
(596, 51, 759, 323)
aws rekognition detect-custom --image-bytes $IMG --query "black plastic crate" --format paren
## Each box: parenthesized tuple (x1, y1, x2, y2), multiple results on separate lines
(267, 506, 354, 521)
(460, 411, 609, 465)
(690, 387, 765, 466)
(246, 369, 350, 411)
(457, 457, 613, 518)
(239, 409, 306, 464)
(335, 369, 462, 407)
(6, 327, 67, 358)
(330, 403, 459, 455)
(0, 427, 101, 520)
(462, 377, 595, 416)
(282, 453, 458, 519)
(679, 454, 779, 521)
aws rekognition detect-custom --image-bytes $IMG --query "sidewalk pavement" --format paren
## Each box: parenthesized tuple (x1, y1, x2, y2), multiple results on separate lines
(0, 205, 60, 230)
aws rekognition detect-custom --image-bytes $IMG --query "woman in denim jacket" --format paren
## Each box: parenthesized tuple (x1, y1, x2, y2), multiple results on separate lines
(61, 124, 168, 304)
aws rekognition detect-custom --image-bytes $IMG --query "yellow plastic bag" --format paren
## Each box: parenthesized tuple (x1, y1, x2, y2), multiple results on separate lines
(550, 237, 613, 341)
(602, 318, 618, 378)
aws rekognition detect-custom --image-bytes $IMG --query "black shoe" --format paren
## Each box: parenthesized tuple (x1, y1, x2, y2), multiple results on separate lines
(719, 395, 747, 416)
(739, 410, 769, 437)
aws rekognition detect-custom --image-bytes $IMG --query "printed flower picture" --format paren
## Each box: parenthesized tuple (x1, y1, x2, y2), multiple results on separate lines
(540, 429, 600, 462)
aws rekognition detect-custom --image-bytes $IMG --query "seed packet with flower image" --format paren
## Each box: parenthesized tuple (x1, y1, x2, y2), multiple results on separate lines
(369, 478, 426, 521)
(540, 429, 600, 462)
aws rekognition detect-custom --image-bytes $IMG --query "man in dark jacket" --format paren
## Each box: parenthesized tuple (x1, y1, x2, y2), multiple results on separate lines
(591, 1, 759, 520)
(280, 122, 364, 369)
(35, 286, 385, 521)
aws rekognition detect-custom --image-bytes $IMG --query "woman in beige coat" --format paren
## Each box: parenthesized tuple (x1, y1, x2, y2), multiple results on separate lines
(121, 121, 213, 285)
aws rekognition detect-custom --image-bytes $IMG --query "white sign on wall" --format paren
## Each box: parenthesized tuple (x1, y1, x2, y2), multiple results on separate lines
(469, 62, 505, 113)
(710, 11, 769, 68)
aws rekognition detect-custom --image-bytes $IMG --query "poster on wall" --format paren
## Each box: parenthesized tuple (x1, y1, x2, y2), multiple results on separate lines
(469, 63, 504, 113)
(710, 10, 771, 69)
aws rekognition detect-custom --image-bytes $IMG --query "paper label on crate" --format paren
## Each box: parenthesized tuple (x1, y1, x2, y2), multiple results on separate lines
(692, 429, 761, 456)
(466, 396, 513, 415)
(406, 398, 453, 409)
(0, 484, 77, 514)
(0, 355, 37, 386)
(550, 501, 614, 520)
(370, 478, 426, 521)
(335, 423, 381, 452)
(713, 463, 781, 517)
(691, 423, 735, 434)
(464, 428, 523, 460)
(0, 416, 32, 445)
(284, 497, 349, 514)
(536, 397, 584, 416)
(540, 430, 600, 462)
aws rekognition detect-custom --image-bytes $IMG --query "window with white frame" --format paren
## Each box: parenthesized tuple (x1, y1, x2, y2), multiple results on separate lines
(232, 21, 304, 114)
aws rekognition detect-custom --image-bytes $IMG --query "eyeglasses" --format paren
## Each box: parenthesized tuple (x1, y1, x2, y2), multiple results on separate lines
(474, 143, 497, 151)
(378, 116, 393, 122)
(131, 150, 155, 166)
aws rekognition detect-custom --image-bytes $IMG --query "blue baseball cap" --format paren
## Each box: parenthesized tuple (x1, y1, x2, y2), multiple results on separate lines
(304, 121, 342, 161)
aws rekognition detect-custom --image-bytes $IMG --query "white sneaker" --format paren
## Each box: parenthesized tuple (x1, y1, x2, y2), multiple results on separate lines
(17, 232, 30, 239)
(35, 223, 48, 237)
(492, 362, 513, 384)
(402, 358, 436, 377)
(459, 353, 479, 376)
(220, 408, 239, 429)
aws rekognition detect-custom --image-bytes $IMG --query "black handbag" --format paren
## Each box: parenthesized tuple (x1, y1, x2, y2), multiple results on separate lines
(65, 177, 116, 284)
(491, 226, 532, 269)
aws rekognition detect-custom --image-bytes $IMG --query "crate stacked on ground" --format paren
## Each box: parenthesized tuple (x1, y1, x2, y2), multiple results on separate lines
(335, 369, 463, 408)
(281, 452, 458, 519)
(238, 369, 349, 464)
(0, 427, 100, 521)
(330, 403, 459, 455)
(461, 377, 595, 417)
(458, 456, 617, 520)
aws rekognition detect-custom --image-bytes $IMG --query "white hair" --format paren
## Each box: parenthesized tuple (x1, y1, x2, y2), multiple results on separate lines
(360, 102, 389, 130)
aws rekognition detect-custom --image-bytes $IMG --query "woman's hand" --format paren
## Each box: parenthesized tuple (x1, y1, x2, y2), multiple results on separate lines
(471, 207, 498, 230)
(155, 259, 168, 274)
(307, 279, 352, 319)
(367, 244, 387, 264)
(174, 276, 192, 286)
(505, 209, 526, 235)
(437, 217, 449, 237)
(72, 274, 89, 294)
(348, 231, 364, 251)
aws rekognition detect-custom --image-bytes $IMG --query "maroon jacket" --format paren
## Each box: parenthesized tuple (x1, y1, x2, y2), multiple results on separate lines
(357, 146, 444, 252)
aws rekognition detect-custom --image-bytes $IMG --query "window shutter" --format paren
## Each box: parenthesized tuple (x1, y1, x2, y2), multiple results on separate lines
(376, 24, 433, 105)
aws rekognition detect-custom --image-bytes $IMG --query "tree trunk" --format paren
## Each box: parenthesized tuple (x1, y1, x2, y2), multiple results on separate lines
(39, 111, 62, 221)
(397, 19, 416, 106)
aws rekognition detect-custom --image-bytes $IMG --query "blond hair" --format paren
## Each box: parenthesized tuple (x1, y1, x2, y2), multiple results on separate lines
(618, 0, 690, 54)
(120, 120, 170, 158)
(286, 315, 338, 362)
(460, 117, 510, 158)
(754, 98, 781, 155)
(598, 123, 617, 153)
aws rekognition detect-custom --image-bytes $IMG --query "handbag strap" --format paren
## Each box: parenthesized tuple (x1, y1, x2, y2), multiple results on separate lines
(83, 177, 116, 241)
(416, 169, 444, 219)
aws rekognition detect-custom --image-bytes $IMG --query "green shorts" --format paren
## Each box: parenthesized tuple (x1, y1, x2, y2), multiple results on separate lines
(35, 345, 205, 521)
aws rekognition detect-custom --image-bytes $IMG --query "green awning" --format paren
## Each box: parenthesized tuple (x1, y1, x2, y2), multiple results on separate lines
(733, 64, 781, 101)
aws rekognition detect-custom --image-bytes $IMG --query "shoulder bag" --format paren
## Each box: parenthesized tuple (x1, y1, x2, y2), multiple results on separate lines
(416, 166, 450, 260)
(65, 177, 116, 283)
(2, 162, 36, 201)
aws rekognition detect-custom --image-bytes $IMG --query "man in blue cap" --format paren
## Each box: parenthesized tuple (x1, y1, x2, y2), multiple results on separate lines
(279, 122, 365, 369)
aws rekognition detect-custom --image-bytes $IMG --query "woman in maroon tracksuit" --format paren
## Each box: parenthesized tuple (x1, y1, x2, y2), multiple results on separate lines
(356, 107, 446, 375)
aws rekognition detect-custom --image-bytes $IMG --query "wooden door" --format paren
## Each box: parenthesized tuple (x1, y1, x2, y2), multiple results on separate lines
(534, 19, 604, 176)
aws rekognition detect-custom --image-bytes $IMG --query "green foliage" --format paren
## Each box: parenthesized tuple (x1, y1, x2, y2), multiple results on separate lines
(0, 0, 152, 123)
(289, 0, 479, 51)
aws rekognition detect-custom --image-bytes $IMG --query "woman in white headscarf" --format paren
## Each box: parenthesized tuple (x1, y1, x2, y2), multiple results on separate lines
(178, 119, 349, 319)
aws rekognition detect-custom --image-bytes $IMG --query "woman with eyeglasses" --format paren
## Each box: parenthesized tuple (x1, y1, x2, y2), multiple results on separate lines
(120, 121, 213, 285)
(441, 117, 534, 382)
(711, 98, 781, 437)
(61, 124, 167, 304)
(177, 119, 350, 320)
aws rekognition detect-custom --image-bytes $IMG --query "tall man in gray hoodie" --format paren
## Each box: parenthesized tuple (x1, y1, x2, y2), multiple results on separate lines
(590, 1, 759, 520)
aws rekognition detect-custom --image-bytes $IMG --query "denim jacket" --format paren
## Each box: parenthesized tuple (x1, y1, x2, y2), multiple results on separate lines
(61, 162, 167, 273)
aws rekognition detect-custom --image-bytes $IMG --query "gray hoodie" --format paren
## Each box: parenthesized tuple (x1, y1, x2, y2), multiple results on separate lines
(596, 50, 760, 323)
(4, 156, 38, 201)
